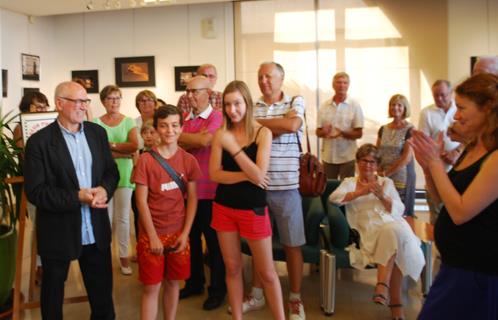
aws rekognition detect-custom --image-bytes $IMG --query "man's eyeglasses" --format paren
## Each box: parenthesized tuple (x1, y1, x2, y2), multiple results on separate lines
(201, 74, 216, 79)
(58, 96, 91, 106)
(105, 97, 122, 102)
(186, 88, 208, 96)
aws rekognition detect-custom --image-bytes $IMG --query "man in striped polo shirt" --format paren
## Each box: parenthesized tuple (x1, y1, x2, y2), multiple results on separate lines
(245, 62, 306, 320)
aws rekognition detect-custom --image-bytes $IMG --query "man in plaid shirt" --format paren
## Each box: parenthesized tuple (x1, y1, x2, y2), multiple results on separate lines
(177, 64, 222, 117)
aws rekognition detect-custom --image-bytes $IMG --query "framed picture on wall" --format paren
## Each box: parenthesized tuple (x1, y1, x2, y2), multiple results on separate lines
(20, 111, 58, 145)
(22, 87, 40, 96)
(174, 66, 200, 91)
(72, 70, 99, 93)
(115, 56, 155, 87)
(21, 53, 40, 81)
(2, 69, 7, 97)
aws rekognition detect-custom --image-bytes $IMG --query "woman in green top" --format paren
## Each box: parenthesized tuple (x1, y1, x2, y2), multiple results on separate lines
(94, 85, 138, 275)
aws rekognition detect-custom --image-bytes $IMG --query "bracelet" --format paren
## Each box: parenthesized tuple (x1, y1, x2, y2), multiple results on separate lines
(232, 148, 243, 158)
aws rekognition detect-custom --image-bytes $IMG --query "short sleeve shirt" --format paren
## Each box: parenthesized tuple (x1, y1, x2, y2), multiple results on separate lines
(418, 101, 459, 153)
(254, 94, 304, 190)
(182, 105, 223, 200)
(93, 116, 136, 188)
(132, 147, 201, 235)
(317, 96, 364, 164)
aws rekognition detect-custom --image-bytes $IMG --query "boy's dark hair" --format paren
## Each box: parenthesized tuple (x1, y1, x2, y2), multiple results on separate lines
(153, 104, 183, 128)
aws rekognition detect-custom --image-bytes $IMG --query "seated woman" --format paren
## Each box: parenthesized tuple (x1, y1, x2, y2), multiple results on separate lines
(329, 143, 425, 320)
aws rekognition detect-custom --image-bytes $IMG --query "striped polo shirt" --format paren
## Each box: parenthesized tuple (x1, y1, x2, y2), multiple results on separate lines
(254, 94, 304, 191)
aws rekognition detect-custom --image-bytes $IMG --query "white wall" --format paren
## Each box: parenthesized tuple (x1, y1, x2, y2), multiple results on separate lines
(1, 0, 497, 119)
(448, 0, 498, 84)
(1, 2, 234, 119)
(1, 10, 56, 116)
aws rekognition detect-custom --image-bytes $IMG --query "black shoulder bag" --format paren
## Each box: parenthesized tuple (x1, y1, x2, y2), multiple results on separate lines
(148, 150, 186, 194)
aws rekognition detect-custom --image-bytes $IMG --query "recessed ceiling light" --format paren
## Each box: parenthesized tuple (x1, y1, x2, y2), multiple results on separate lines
(86, 0, 94, 10)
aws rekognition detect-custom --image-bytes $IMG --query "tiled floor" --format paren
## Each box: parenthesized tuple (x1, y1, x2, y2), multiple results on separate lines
(17, 212, 430, 320)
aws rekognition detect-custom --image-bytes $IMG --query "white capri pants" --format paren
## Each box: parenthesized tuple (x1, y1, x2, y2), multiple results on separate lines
(107, 187, 133, 258)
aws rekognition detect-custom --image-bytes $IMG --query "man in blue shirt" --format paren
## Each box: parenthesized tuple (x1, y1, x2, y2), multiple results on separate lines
(24, 81, 119, 320)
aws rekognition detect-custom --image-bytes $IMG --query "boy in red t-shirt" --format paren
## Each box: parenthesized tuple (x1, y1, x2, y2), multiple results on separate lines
(133, 105, 201, 320)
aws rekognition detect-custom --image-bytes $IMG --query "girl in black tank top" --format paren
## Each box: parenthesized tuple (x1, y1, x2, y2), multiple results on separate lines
(411, 74, 498, 320)
(214, 126, 266, 209)
(208, 81, 285, 319)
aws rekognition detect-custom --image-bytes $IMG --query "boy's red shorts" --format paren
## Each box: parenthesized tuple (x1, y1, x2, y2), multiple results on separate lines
(136, 232, 190, 285)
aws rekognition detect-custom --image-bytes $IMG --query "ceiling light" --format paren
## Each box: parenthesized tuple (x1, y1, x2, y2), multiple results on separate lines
(86, 0, 94, 10)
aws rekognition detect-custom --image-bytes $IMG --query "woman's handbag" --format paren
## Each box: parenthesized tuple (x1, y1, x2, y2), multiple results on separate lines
(295, 97, 326, 197)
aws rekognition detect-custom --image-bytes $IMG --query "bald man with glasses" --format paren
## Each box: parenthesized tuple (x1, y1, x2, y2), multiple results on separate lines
(24, 81, 119, 320)
(178, 76, 226, 310)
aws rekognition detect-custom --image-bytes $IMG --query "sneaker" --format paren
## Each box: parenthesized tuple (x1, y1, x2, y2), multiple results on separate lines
(288, 298, 305, 320)
(120, 265, 133, 276)
(227, 294, 266, 314)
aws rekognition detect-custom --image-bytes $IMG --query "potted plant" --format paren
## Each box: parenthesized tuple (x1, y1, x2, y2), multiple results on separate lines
(0, 110, 23, 315)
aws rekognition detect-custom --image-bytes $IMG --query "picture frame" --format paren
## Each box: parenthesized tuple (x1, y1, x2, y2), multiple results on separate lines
(174, 66, 200, 91)
(20, 111, 58, 145)
(22, 87, 39, 96)
(2, 69, 7, 98)
(72, 70, 99, 94)
(115, 56, 155, 87)
(21, 53, 40, 81)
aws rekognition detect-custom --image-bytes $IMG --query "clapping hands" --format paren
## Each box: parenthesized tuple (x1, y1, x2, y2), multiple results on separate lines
(369, 180, 386, 200)
(409, 130, 444, 172)
(356, 179, 385, 199)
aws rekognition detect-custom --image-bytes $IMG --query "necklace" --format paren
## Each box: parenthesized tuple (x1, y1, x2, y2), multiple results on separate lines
(357, 177, 375, 185)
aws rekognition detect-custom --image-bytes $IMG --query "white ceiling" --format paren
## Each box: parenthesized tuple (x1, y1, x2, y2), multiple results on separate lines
(0, 0, 231, 16)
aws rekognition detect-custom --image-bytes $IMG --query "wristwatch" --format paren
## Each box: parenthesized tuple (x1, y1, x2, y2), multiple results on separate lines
(111, 142, 117, 150)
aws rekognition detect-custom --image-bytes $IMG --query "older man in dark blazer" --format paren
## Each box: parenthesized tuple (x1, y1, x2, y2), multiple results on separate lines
(24, 81, 119, 320)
